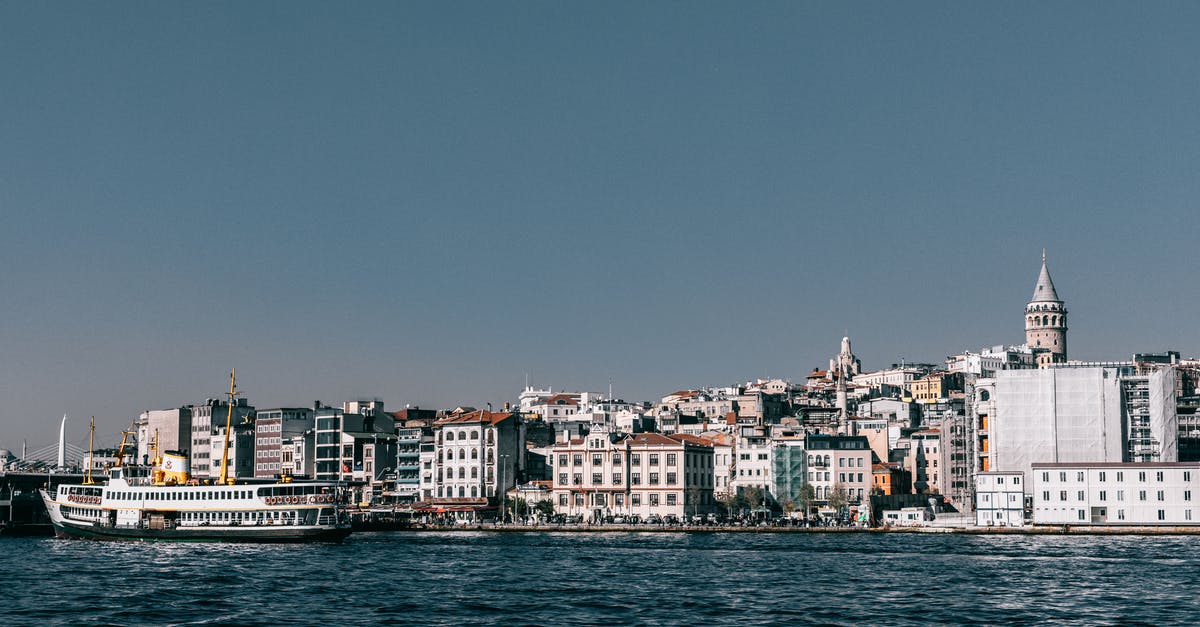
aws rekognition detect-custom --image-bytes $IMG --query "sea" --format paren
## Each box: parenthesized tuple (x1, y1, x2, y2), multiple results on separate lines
(3, 531, 1199, 625)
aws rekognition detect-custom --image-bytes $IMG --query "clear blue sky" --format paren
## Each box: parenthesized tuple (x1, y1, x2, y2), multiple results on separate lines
(3, 2, 1199, 448)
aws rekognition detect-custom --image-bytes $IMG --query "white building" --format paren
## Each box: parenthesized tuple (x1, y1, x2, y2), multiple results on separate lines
(1031, 462, 1200, 526)
(991, 366, 1179, 491)
(974, 471, 1026, 527)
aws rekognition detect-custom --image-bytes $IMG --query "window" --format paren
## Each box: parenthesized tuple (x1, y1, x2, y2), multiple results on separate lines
(1139, 490, 1147, 501)
(1078, 510, 1085, 521)
(1117, 509, 1125, 520)
(613, 474, 623, 485)
(649, 494, 660, 506)
(632, 473, 641, 485)
(666, 472, 677, 485)
(558, 454, 567, 467)
(666, 493, 677, 506)
(1186, 472, 1192, 482)
(593, 454, 603, 466)
(1077, 472, 1084, 482)
(839, 458, 846, 468)
(667, 453, 677, 466)
(1156, 471, 1164, 482)
(1118, 490, 1125, 501)
(1139, 472, 1146, 482)
(1117, 472, 1124, 481)
(1060, 472, 1067, 482)
(558, 473, 568, 486)
(615, 494, 625, 507)
(1187, 491, 1192, 502)
(1043, 491, 1050, 501)
(1042, 472, 1049, 482)
(1099, 472, 1106, 482)
(573, 454, 583, 467)
(631, 454, 641, 465)
(1077, 491, 1084, 501)
(573, 474, 581, 485)
(1059, 491, 1067, 501)
(1099, 491, 1107, 501)
(1158, 490, 1165, 501)
(631, 494, 641, 506)
(613, 454, 622, 466)
(1158, 509, 1166, 521)
(650, 473, 660, 485)
(650, 454, 660, 466)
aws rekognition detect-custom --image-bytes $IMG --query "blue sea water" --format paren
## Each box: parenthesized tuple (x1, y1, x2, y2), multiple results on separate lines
(3, 531, 1199, 625)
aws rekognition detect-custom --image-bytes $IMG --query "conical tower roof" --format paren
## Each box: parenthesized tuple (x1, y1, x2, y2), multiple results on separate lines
(1030, 249, 1060, 303)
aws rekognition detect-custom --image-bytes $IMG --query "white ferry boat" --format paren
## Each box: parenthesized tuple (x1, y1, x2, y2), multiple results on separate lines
(41, 455, 351, 543)
(39, 373, 352, 543)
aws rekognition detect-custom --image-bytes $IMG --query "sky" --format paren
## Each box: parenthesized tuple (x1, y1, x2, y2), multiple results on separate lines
(3, 2, 1200, 449)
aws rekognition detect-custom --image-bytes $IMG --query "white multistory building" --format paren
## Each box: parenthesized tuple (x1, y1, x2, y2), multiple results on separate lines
(1031, 462, 1200, 526)
(974, 471, 1026, 527)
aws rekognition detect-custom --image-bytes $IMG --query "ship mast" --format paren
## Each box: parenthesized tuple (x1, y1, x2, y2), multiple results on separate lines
(218, 369, 239, 485)
(114, 420, 135, 468)
(83, 416, 96, 485)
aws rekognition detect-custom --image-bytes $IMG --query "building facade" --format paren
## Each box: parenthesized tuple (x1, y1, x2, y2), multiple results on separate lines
(1031, 462, 1200, 526)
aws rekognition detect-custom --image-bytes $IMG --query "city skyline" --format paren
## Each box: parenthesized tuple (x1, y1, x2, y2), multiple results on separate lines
(4, 3, 1200, 446)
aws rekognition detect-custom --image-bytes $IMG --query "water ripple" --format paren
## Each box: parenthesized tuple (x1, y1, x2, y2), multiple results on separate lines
(4, 532, 1200, 625)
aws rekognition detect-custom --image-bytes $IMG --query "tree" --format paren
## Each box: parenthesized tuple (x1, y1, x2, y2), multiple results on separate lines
(744, 486, 764, 520)
(510, 497, 529, 521)
(798, 483, 816, 520)
(780, 497, 796, 518)
(827, 485, 849, 519)
(717, 491, 739, 519)
(534, 499, 555, 521)
(687, 485, 703, 521)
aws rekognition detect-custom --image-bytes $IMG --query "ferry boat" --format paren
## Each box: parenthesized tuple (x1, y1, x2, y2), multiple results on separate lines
(39, 373, 353, 543)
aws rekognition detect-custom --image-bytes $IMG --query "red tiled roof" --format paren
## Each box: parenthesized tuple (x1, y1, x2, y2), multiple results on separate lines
(434, 410, 515, 427)
(543, 393, 580, 406)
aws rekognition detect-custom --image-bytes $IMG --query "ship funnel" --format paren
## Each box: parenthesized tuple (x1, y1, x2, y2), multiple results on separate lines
(153, 450, 191, 485)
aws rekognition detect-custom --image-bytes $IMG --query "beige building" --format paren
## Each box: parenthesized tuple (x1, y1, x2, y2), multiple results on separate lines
(549, 428, 714, 521)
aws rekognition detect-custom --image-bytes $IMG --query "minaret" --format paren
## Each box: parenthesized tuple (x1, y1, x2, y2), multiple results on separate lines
(1025, 249, 1068, 367)
(832, 336, 860, 427)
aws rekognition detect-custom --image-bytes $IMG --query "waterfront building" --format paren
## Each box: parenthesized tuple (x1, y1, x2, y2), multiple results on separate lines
(279, 430, 313, 478)
(871, 462, 911, 496)
(696, 431, 735, 499)
(771, 438, 808, 511)
(548, 428, 714, 521)
(730, 425, 775, 503)
(189, 398, 255, 478)
(804, 434, 872, 510)
(990, 365, 1178, 491)
(136, 407, 191, 466)
(424, 409, 522, 521)
(1031, 462, 1200, 525)
(393, 426, 424, 503)
(312, 403, 397, 503)
(210, 421, 256, 479)
(974, 471, 1025, 527)
(253, 407, 314, 478)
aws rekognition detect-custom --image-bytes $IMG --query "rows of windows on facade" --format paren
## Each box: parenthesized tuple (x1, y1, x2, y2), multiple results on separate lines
(114, 253, 1200, 525)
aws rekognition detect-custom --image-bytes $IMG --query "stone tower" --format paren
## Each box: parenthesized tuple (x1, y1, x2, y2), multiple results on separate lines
(1025, 250, 1067, 367)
